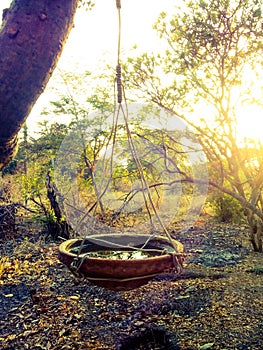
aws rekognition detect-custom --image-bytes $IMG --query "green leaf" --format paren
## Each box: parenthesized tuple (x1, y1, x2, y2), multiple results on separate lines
(253, 8, 261, 17)
(200, 343, 214, 350)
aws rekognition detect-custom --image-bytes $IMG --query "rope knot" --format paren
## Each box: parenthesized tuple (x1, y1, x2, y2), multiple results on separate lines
(116, 63, 122, 104)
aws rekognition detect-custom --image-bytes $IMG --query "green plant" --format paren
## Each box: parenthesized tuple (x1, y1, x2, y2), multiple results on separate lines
(209, 193, 244, 224)
(247, 265, 263, 275)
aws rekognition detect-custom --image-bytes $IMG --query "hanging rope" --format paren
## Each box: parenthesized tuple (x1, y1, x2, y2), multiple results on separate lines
(69, 0, 184, 278)
(72, 1, 124, 261)
(116, 0, 122, 103)
(116, 64, 122, 104)
(119, 100, 183, 274)
(112, 0, 183, 274)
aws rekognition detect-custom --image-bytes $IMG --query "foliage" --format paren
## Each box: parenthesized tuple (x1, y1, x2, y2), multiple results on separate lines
(0, 122, 70, 236)
(125, 0, 263, 251)
(47, 70, 205, 231)
(2, 59, 206, 235)
(78, 0, 94, 11)
(1, 160, 17, 176)
(247, 265, 263, 274)
(32, 210, 63, 240)
(209, 192, 244, 224)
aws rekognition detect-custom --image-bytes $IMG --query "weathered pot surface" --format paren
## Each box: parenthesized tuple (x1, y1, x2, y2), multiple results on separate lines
(58, 234, 185, 291)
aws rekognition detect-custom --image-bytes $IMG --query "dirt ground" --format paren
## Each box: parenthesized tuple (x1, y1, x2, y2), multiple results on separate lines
(1, 221, 263, 349)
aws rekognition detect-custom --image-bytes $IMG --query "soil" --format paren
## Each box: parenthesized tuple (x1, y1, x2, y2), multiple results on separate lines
(1, 220, 263, 350)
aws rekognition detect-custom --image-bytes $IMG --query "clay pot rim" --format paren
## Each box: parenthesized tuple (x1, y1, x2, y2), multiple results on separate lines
(59, 234, 184, 263)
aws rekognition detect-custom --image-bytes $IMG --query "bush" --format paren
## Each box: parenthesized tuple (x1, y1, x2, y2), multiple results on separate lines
(209, 192, 244, 223)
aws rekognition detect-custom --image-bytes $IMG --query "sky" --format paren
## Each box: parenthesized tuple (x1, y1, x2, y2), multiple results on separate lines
(59, 0, 172, 69)
(1, 1, 263, 142)
(0, 0, 174, 134)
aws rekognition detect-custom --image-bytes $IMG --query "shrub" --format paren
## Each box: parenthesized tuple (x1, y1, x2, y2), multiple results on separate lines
(209, 192, 244, 223)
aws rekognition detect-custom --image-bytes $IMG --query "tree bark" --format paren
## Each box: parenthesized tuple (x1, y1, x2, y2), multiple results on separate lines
(0, 0, 79, 170)
(246, 211, 263, 252)
(46, 171, 70, 239)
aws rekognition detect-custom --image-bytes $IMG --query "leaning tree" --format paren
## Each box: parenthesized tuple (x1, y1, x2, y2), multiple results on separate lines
(0, 0, 80, 170)
(125, 0, 263, 251)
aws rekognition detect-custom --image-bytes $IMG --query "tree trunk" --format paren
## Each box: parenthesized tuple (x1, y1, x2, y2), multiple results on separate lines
(0, 0, 79, 170)
(247, 211, 263, 252)
(46, 171, 70, 239)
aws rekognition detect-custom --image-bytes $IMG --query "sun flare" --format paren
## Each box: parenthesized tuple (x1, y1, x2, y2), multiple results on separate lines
(237, 105, 263, 144)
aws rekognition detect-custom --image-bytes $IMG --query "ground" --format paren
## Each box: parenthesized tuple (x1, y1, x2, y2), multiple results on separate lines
(0, 220, 263, 350)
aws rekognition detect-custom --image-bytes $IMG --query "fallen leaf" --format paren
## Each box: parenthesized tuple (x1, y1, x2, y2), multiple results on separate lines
(200, 343, 214, 349)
